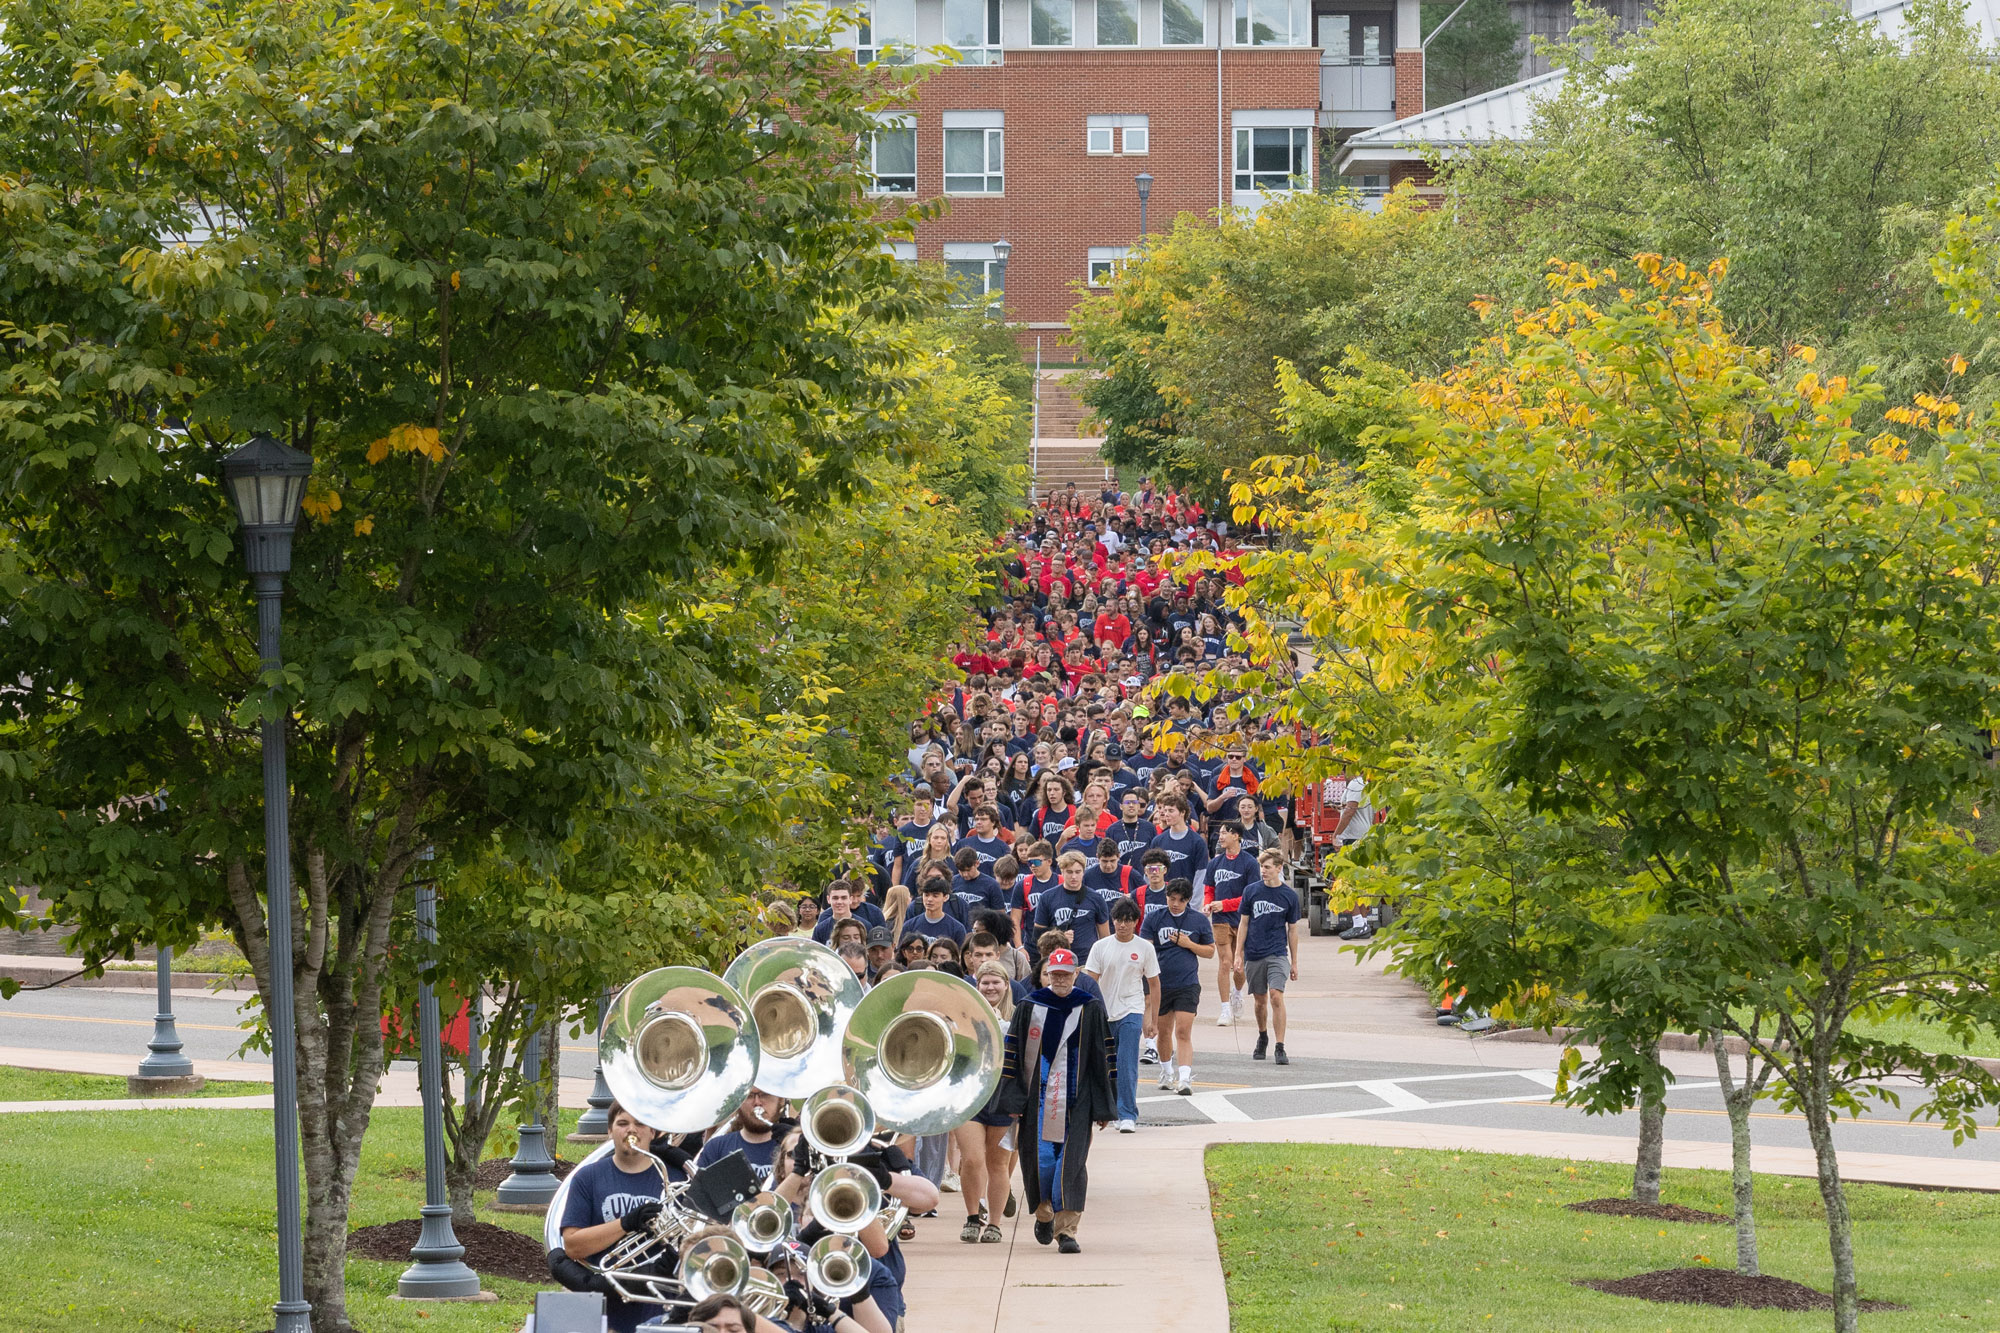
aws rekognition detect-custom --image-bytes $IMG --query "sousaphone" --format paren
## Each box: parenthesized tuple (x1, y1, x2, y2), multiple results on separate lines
(842, 969, 1003, 1136)
(722, 937, 862, 1100)
(600, 967, 761, 1133)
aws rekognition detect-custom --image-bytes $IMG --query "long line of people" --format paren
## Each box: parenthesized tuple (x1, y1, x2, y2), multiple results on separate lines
(557, 483, 1361, 1333)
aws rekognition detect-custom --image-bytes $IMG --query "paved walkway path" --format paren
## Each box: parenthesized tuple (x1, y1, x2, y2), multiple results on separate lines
(903, 933, 2000, 1333)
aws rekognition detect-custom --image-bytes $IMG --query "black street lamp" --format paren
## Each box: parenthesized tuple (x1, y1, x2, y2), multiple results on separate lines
(221, 433, 314, 1333)
(570, 990, 615, 1142)
(1135, 172, 1154, 238)
(399, 862, 483, 1299)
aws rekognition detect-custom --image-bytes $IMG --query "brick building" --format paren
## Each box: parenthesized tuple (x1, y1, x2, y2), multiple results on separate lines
(850, 0, 1428, 341)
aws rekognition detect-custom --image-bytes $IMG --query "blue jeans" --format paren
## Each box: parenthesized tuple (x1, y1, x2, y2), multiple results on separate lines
(1111, 1011, 1143, 1122)
(1036, 1135, 1067, 1210)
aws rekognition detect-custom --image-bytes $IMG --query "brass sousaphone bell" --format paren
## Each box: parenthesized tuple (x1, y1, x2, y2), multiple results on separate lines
(599, 967, 761, 1133)
(722, 937, 863, 1100)
(842, 969, 1003, 1135)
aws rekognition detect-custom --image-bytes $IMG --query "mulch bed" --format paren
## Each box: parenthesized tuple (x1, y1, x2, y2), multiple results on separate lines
(348, 1218, 552, 1285)
(1578, 1267, 1905, 1312)
(1566, 1197, 1731, 1225)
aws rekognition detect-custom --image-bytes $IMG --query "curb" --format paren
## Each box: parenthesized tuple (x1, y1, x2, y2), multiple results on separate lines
(1479, 1025, 2000, 1079)
(0, 964, 258, 993)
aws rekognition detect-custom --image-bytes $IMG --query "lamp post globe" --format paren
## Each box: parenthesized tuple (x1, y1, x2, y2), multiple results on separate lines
(221, 432, 314, 1333)
(1135, 172, 1154, 237)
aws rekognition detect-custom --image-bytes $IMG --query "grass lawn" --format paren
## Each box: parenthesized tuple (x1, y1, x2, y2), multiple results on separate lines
(0, 1065, 272, 1102)
(0, 1104, 590, 1333)
(1208, 1143, 2000, 1331)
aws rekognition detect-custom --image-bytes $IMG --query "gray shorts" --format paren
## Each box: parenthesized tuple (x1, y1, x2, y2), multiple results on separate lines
(1246, 955, 1290, 995)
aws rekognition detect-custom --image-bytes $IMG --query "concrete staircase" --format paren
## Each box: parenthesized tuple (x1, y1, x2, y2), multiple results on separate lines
(1033, 371, 1114, 498)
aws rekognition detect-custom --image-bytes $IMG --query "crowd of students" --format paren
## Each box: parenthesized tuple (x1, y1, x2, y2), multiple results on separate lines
(558, 482, 1375, 1333)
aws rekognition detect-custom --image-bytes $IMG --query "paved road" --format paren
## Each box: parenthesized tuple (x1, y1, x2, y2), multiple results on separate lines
(9, 984, 1996, 1168)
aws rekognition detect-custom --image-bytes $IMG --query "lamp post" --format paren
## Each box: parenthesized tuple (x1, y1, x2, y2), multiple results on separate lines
(991, 238, 1011, 302)
(1135, 172, 1154, 238)
(570, 991, 614, 1142)
(130, 945, 201, 1094)
(222, 433, 315, 1333)
(399, 857, 482, 1299)
(495, 1012, 560, 1209)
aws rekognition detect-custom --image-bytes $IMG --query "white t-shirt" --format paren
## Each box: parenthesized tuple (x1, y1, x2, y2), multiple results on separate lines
(1326, 776, 1374, 844)
(1084, 934, 1161, 1021)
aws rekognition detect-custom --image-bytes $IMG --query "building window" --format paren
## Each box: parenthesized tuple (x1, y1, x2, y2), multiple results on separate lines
(1087, 246, 1133, 286)
(1162, 0, 1205, 43)
(1234, 126, 1311, 191)
(868, 121, 916, 194)
(945, 0, 1003, 64)
(1087, 114, 1150, 155)
(944, 113, 1005, 193)
(1031, 0, 1073, 45)
(1234, 0, 1296, 45)
(944, 243, 1008, 303)
(882, 240, 918, 261)
(1096, 0, 1138, 45)
(1317, 11, 1389, 62)
(1337, 172, 1388, 198)
(855, 0, 916, 62)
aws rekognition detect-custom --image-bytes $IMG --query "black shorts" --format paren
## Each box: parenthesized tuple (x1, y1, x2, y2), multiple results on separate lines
(1157, 985, 1202, 1016)
(973, 1106, 1016, 1129)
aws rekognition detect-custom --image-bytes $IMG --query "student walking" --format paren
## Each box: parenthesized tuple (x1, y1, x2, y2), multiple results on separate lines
(997, 948, 1117, 1253)
(1083, 897, 1160, 1133)
(1140, 876, 1214, 1096)
(1238, 848, 1302, 1065)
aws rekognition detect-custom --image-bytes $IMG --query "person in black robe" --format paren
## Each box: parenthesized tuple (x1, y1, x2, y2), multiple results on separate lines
(997, 947, 1117, 1252)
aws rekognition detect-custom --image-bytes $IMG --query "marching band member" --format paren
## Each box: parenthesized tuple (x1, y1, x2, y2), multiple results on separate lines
(557, 1102, 690, 1333)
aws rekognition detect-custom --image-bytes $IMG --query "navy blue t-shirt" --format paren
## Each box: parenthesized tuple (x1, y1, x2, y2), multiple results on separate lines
(812, 901, 885, 944)
(1011, 873, 1058, 921)
(896, 820, 942, 869)
(1149, 826, 1210, 889)
(1239, 881, 1302, 961)
(1032, 885, 1109, 951)
(695, 1130, 781, 1187)
(1142, 904, 1214, 993)
(954, 834, 1009, 877)
(902, 910, 970, 947)
(1109, 818, 1158, 870)
(1082, 863, 1137, 900)
(558, 1154, 678, 1332)
(950, 871, 1009, 920)
(1204, 850, 1261, 919)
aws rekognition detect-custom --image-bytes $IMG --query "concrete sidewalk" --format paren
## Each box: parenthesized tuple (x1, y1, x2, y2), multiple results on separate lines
(902, 930, 2000, 1333)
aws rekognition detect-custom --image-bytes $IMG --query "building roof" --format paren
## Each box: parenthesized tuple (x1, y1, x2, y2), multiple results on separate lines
(1334, 0, 1999, 177)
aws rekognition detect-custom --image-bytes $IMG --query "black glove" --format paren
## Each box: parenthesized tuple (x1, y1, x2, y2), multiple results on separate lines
(876, 1141, 914, 1176)
(847, 1147, 893, 1190)
(586, 1270, 618, 1297)
(789, 1134, 815, 1179)
(784, 1278, 814, 1317)
(620, 1200, 663, 1234)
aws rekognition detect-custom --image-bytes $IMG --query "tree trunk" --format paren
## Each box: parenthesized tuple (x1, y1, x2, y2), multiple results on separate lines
(1631, 1081, 1665, 1205)
(1801, 1081, 1861, 1333)
(1711, 1034, 1758, 1275)
(538, 1014, 563, 1151)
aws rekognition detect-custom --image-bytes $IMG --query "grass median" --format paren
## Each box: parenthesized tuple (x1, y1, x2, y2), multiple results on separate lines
(0, 1065, 272, 1101)
(1207, 1142, 2000, 1331)
(0, 1104, 587, 1332)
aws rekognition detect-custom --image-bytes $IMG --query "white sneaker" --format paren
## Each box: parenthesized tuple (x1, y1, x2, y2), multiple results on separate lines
(1140, 1041, 1158, 1065)
(1116, 1119, 1137, 1133)
(941, 1171, 960, 1193)
(1231, 991, 1246, 1021)
(1176, 1071, 1193, 1096)
(1157, 1065, 1175, 1091)
(1216, 1006, 1233, 1027)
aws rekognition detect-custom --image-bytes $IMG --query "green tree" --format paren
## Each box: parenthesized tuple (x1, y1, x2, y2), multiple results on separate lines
(1067, 189, 1484, 497)
(1423, 0, 1524, 105)
(0, 0, 924, 1324)
(1446, 0, 2000, 405)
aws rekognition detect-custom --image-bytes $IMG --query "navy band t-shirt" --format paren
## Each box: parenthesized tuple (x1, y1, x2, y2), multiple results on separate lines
(1239, 881, 1302, 962)
(695, 1130, 781, 1187)
(902, 910, 970, 946)
(1031, 885, 1109, 950)
(1141, 904, 1214, 992)
(1204, 850, 1260, 919)
(812, 901, 885, 945)
(1148, 827, 1210, 889)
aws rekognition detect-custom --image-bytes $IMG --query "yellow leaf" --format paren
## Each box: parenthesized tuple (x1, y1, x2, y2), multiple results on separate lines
(353, 516, 375, 536)
(366, 437, 390, 464)
(1793, 345, 1818, 364)
(1948, 353, 1968, 375)
(450, 271, 460, 290)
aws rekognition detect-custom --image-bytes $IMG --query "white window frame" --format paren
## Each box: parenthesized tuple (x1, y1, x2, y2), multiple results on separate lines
(1160, 0, 1207, 45)
(867, 116, 917, 195)
(882, 240, 918, 262)
(1086, 114, 1149, 157)
(944, 0, 1004, 64)
(1031, 0, 1075, 46)
(1096, 0, 1140, 46)
(1233, 0, 1303, 45)
(1231, 113, 1314, 205)
(944, 242, 1008, 304)
(854, 0, 917, 62)
(943, 111, 1005, 195)
(1087, 246, 1133, 286)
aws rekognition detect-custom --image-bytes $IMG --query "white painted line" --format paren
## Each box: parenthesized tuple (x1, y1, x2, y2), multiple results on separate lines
(1135, 1067, 1568, 1105)
(1357, 1080, 1432, 1111)
(1516, 1069, 1564, 1090)
(1287, 1081, 1724, 1125)
(1188, 1091, 1253, 1124)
